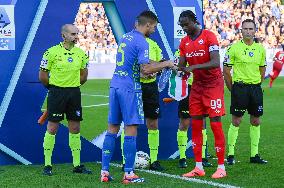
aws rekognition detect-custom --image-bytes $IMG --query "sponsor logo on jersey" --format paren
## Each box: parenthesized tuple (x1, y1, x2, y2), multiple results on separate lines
(249, 52, 254, 57)
(185, 50, 206, 57)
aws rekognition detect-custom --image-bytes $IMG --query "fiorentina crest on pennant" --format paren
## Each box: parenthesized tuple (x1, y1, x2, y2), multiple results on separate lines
(168, 71, 189, 101)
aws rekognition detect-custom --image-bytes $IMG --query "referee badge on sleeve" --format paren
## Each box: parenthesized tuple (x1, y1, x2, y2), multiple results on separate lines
(40, 58, 48, 69)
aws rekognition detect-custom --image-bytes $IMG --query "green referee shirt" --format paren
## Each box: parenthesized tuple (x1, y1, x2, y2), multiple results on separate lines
(40, 43, 89, 87)
(223, 40, 266, 84)
(174, 49, 193, 85)
(140, 38, 163, 83)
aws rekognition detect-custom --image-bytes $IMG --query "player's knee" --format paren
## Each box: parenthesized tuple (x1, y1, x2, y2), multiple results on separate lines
(146, 118, 158, 130)
(232, 119, 241, 126)
(125, 126, 138, 136)
(179, 118, 190, 131)
(250, 118, 261, 126)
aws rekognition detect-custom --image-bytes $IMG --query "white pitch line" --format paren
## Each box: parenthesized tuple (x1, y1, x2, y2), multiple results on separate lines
(83, 103, 109, 108)
(103, 162, 240, 188)
(41, 103, 109, 111)
(81, 93, 109, 98)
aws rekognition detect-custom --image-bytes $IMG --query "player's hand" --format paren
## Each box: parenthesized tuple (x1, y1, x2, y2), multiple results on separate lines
(180, 66, 193, 74)
(165, 60, 175, 69)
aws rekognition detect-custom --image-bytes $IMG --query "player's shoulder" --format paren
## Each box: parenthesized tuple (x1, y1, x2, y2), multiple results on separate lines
(43, 43, 61, 56)
(146, 38, 161, 49)
(202, 29, 216, 37)
(254, 42, 265, 51)
(73, 45, 87, 55)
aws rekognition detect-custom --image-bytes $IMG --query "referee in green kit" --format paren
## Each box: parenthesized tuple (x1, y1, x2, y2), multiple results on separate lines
(39, 24, 92, 176)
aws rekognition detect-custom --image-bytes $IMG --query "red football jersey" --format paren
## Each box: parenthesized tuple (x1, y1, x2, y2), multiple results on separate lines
(274, 51, 284, 64)
(179, 30, 222, 82)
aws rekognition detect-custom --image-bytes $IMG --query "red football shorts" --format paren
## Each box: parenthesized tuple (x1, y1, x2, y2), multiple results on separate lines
(189, 78, 225, 117)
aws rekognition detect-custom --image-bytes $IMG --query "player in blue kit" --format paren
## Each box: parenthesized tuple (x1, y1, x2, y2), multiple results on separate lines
(100, 11, 176, 184)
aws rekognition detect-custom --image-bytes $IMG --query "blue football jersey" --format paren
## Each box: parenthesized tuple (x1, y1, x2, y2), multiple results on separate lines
(110, 30, 149, 91)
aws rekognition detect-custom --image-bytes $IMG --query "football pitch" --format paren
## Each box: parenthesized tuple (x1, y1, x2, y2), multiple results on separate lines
(1, 78, 284, 187)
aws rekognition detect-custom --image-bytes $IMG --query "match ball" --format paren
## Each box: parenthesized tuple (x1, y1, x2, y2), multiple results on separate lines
(134, 151, 150, 169)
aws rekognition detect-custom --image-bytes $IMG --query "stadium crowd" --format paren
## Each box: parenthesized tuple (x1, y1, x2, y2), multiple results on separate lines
(204, 0, 284, 48)
(74, 1, 283, 63)
(74, 3, 117, 62)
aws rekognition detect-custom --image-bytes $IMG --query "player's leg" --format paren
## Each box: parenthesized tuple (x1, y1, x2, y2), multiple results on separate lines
(209, 116, 226, 179)
(205, 78, 226, 178)
(142, 82, 163, 171)
(269, 61, 283, 88)
(182, 84, 205, 177)
(248, 84, 267, 164)
(66, 87, 92, 174)
(177, 93, 190, 168)
(101, 87, 122, 182)
(43, 121, 59, 176)
(227, 82, 248, 165)
(120, 88, 145, 183)
(42, 86, 64, 176)
(182, 116, 205, 178)
(201, 120, 213, 167)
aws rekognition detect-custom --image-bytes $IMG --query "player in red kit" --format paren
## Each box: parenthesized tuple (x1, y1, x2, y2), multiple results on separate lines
(178, 10, 226, 179)
(266, 44, 284, 88)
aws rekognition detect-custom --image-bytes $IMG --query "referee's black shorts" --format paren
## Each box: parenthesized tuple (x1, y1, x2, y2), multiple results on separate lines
(230, 82, 263, 117)
(47, 85, 83, 122)
(178, 85, 191, 119)
(141, 81, 160, 119)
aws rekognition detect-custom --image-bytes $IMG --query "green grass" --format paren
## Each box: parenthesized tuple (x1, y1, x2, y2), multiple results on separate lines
(4, 78, 284, 187)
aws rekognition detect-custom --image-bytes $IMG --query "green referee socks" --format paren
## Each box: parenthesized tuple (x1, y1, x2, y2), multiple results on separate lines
(69, 133, 81, 167)
(250, 125, 260, 157)
(43, 131, 55, 166)
(177, 130, 187, 159)
(148, 129, 159, 163)
(202, 129, 207, 158)
(228, 123, 239, 156)
(121, 130, 125, 164)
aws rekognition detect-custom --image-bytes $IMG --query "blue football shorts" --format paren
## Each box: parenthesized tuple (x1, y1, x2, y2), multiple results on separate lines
(108, 87, 144, 125)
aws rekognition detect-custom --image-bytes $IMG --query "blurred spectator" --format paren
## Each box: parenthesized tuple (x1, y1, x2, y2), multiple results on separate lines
(204, 0, 283, 48)
(74, 3, 117, 63)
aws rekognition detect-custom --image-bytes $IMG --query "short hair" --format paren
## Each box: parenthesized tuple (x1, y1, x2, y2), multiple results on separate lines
(179, 10, 198, 23)
(242, 19, 256, 29)
(136, 10, 159, 25)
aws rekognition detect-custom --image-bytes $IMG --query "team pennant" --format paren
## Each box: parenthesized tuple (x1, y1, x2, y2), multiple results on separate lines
(168, 71, 189, 101)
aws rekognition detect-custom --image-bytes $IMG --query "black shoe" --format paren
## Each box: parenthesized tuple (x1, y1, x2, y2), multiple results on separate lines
(202, 158, 213, 167)
(43, 165, 52, 176)
(73, 165, 92, 174)
(250, 154, 267, 164)
(227, 155, 235, 165)
(149, 161, 164, 171)
(178, 158, 187, 168)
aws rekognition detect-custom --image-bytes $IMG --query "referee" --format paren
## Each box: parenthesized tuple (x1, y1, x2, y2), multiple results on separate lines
(223, 19, 267, 165)
(39, 24, 92, 175)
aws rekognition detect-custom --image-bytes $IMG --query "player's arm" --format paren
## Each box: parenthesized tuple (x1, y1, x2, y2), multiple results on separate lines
(259, 66, 266, 83)
(259, 47, 266, 83)
(80, 53, 89, 85)
(80, 68, 88, 85)
(138, 39, 175, 75)
(223, 66, 232, 91)
(223, 46, 234, 91)
(141, 60, 175, 75)
(39, 50, 52, 88)
(39, 70, 49, 87)
(185, 51, 220, 73)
